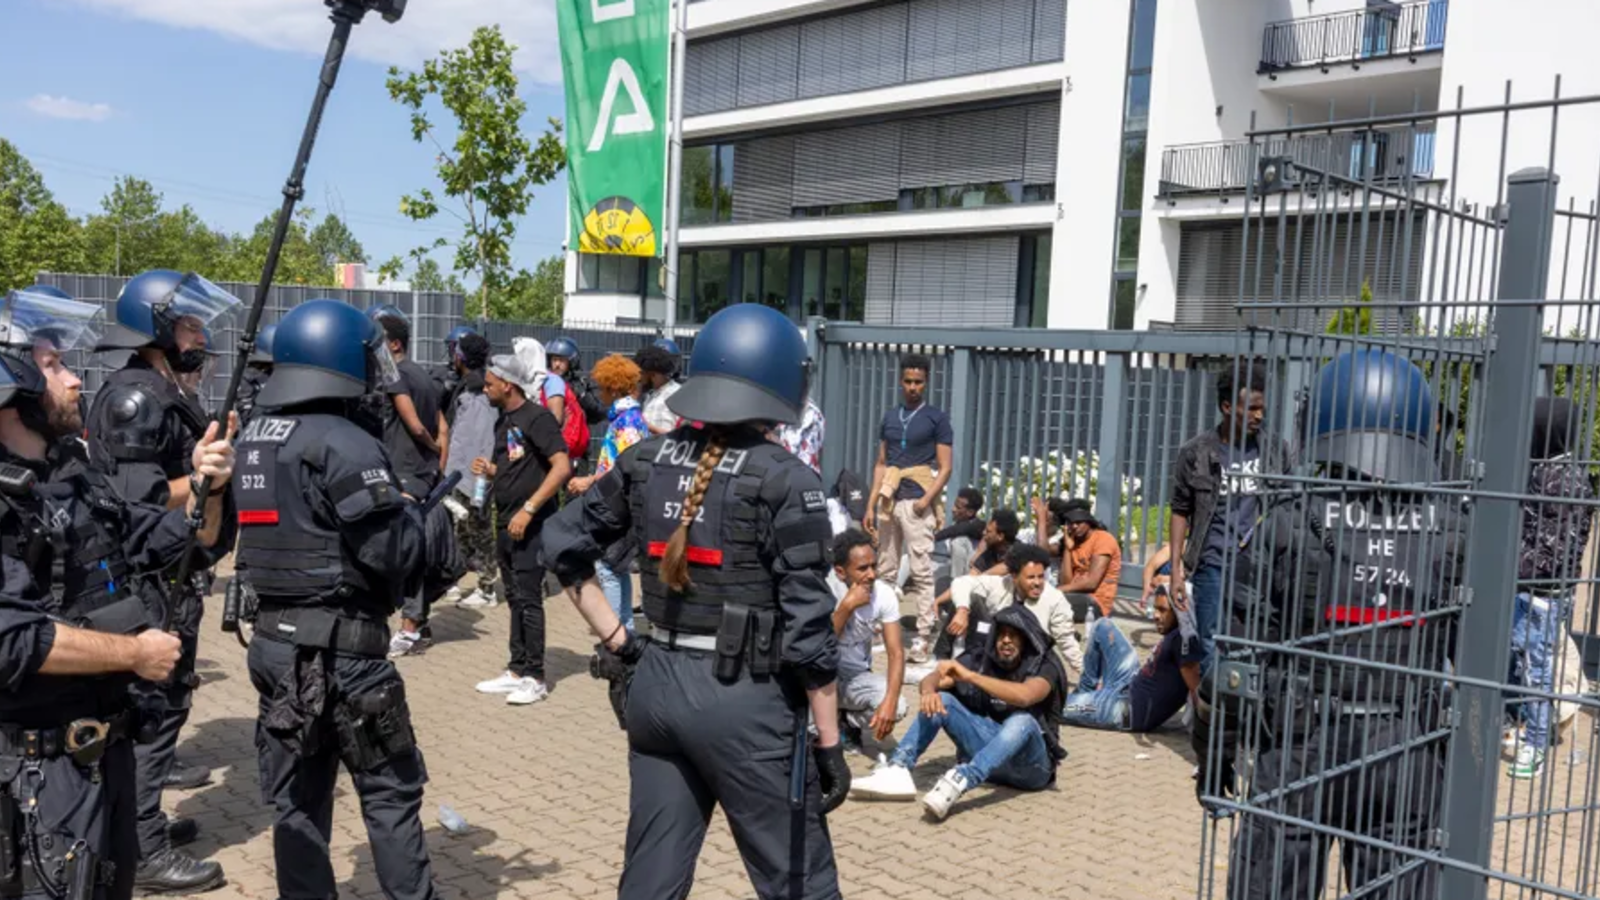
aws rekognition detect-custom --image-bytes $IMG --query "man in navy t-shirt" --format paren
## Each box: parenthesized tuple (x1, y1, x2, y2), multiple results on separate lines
(1061, 584, 1188, 732)
(866, 353, 954, 664)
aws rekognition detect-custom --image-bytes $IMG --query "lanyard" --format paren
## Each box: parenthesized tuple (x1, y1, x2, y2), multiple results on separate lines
(897, 405, 922, 451)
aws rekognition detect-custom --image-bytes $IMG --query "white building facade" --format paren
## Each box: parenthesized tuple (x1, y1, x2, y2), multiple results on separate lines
(563, 0, 1600, 331)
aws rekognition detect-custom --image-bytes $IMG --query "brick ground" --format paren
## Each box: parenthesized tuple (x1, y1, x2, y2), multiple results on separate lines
(168, 586, 1212, 900)
(165, 585, 1599, 899)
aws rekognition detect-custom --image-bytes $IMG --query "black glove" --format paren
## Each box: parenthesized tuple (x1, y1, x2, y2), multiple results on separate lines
(589, 632, 642, 731)
(1190, 695, 1237, 808)
(815, 742, 851, 814)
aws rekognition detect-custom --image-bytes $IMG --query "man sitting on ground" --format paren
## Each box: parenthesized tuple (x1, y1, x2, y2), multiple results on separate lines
(932, 507, 1021, 655)
(1063, 583, 1188, 732)
(1059, 505, 1123, 624)
(934, 487, 987, 590)
(849, 606, 1068, 820)
(828, 530, 907, 753)
(946, 544, 1083, 676)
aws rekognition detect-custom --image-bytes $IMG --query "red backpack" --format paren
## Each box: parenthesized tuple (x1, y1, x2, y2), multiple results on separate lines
(540, 379, 591, 461)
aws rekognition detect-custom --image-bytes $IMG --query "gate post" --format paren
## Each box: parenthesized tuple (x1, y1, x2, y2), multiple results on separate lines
(947, 347, 974, 509)
(1096, 352, 1128, 532)
(1439, 167, 1558, 899)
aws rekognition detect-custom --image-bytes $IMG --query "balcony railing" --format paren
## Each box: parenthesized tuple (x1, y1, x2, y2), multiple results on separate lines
(1260, 0, 1447, 74)
(1158, 123, 1437, 198)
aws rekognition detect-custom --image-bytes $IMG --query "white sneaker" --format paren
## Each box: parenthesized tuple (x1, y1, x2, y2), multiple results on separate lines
(387, 630, 421, 659)
(459, 589, 496, 609)
(849, 762, 916, 801)
(475, 671, 523, 694)
(921, 769, 970, 820)
(443, 585, 464, 605)
(506, 678, 549, 705)
(907, 638, 930, 664)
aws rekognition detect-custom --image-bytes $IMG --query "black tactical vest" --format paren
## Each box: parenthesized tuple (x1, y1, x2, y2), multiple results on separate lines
(1306, 492, 1464, 701)
(91, 364, 207, 479)
(234, 413, 375, 611)
(632, 432, 784, 634)
(0, 466, 148, 635)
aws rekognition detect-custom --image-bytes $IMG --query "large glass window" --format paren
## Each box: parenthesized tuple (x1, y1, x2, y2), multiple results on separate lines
(681, 143, 735, 224)
(1124, 73, 1151, 133)
(1110, 0, 1157, 326)
(800, 249, 824, 320)
(1112, 277, 1137, 330)
(761, 247, 791, 311)
(1120, 136, 1148, 210)
(694, 250, 732, 321)
(671, 243, 865, 323)
(846, 246, 867, 322)
(576, 254, 643, 294)
(1031, 235, 1051, 328)
(1117, 217, 1143, 272)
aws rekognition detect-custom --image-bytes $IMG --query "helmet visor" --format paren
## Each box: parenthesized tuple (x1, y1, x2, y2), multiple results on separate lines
(164, 274, 243, 329)
(370, 337, 401, 387)
(0, 290, 106, 352)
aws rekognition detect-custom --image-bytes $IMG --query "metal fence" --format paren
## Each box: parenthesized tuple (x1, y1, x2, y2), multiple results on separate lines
(1259, 0, 1449, 74)
(32, 273, 466, 405)
(1159, 123, 1438, 198)
(1184, 87, 1600, 900)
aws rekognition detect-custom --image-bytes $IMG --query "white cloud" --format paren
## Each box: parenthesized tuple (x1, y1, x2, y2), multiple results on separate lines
(25, 94, 115, 121)
(68, 0, 563, 85)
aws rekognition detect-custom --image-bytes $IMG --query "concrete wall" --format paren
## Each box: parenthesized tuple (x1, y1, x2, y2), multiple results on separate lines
(1045, 0, 1128, 328)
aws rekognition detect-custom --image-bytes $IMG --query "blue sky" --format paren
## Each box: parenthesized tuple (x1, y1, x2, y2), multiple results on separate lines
(0, 0, 572, 281)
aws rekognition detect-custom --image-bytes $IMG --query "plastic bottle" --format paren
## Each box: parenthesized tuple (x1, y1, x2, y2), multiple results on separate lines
(470, 475, 489, 509)
(438, 805, 469, 835)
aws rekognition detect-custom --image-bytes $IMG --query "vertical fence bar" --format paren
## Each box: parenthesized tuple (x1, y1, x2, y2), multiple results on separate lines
(947, 347, 974, 508)
(1097, 352, 1127, 530)
(819, 332, 847, 492)
(1440, 167, 1560, 900)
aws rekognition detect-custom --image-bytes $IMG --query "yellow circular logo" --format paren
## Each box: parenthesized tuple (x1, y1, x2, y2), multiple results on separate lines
(580, 196, 657, 257)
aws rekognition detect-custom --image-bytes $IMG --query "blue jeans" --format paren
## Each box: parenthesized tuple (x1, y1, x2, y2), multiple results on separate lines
(890, 693, 1053, 790)
(1063, 619, 1142, 729)
(1510, 593, 1566, 750)
(1186, 563, 1225, 677)
(597, 561, 634, 633)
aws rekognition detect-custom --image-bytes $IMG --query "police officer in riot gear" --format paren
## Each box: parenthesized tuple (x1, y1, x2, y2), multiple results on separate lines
(433, 324, 475, 402)
(1195, 348, 1467, 899)
(545, 303, 849, 900)
(546, 336, 605, 426)
(0, 286, 236, 900)
(236, 298, 439, 900)
(86, 268, 241, 893)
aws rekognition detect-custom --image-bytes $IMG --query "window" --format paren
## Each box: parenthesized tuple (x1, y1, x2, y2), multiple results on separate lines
(1129, 0, 1157, 71)
(1117, 217, 1142, 272)
(846, 246, 867, 322)
(695, 250, 732, 321)
(761, 248, 791, 311)
(682, 143, 735, 224)
(1120, 136, 1148, 210)
(1124, 73, 1151, 133)
(1017, 234, 1052, 328)
(898, 180, 1026, 212)
(577, 254, 643, 294)
(1112, 278, 1137, 330)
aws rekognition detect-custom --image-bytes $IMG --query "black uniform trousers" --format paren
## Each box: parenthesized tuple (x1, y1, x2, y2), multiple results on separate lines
(497, 528, 547, 681)
(1230, 709, 1444, 900)
(247, 634, 438, 900)
(134, 611, 200, 860)
(1, 737, 137, 899)
(621, 642, 840, 900)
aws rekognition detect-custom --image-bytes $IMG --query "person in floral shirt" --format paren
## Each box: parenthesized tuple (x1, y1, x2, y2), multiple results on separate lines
(568, 354, 648, 629)
(774, 396, 825, 473)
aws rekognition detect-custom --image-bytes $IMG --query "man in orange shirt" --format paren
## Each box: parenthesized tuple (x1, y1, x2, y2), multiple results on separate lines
(1059, 506, 1122, 621)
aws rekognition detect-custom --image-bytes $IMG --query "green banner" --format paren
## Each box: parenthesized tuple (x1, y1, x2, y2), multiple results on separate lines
(557, 0, 670, 259)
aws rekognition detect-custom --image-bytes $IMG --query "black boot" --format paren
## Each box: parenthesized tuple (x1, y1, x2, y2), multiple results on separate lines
(166, 817, 199, 847)
(164, 760, 212, 790)
(133, 848, 226, 894)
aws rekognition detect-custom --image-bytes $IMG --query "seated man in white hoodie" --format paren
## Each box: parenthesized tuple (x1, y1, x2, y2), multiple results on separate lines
(945, 544, 1084, 679)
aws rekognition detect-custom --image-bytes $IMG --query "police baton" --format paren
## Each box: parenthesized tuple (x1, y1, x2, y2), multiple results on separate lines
(170, 0, 407, 634)
(419, 471, 463, 518)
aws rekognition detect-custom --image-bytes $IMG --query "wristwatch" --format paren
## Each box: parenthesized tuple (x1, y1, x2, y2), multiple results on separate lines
(522, 500, 539, 515)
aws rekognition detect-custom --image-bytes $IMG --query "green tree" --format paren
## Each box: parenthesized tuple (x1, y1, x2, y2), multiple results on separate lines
(0, 139, 87, 288)
(82, 176, 163, 276)
(1325, 280, 1375, 335)
(386, 25, 566, 319)
(308, 213, 366, 269)
(487, 255, 564, 322)
(221, 208, 334, 286)
(376, 253, 465, 294)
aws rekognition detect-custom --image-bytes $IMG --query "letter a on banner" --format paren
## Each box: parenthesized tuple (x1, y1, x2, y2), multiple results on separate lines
(558, 0, 669, 258)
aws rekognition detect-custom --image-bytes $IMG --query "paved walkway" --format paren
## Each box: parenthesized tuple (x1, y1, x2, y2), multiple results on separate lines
(171, 587, 1213, 900)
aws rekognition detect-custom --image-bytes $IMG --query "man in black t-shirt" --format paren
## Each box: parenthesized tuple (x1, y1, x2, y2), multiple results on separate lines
(470, 353, 571, 706)
(1061, 584, 1187, 732)
(376, 314, 445, 496)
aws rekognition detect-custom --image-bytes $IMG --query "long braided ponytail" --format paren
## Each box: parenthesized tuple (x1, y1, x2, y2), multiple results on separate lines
(658, 431, 728, 592)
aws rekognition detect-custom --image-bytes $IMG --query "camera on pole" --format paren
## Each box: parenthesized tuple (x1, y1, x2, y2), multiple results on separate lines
(164, 0, 403, 633)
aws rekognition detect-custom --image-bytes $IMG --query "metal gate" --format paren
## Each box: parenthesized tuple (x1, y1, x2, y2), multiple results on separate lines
(1197, 84, 1600, 899)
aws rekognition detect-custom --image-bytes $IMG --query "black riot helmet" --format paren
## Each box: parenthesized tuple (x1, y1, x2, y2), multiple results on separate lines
(256, 299, 399, 409)
(0, 288, 104, 429)
(1308, 348, 1438, 483)
(666, 304, 809, 426)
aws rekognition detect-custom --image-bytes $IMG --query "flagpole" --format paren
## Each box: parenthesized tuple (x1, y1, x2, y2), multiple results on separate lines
(661, 0, 688, 334)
